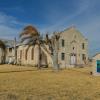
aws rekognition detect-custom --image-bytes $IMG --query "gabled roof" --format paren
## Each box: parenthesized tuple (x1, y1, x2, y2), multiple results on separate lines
(59, 26, 87, 41)
(92, 52, 100, 58)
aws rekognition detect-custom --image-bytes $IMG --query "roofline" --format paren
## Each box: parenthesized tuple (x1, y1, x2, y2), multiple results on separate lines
(92, 52, 100, 58)
(57, 26, 87, 39)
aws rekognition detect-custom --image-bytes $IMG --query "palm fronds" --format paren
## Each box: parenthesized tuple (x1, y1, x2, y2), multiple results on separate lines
(19, 25, 39, 45)
(0, 40, 5, 50)
(20, 25, 39, 38)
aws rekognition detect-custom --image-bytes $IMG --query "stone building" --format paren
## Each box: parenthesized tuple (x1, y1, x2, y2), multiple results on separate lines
(0, 40, 6, 64)
(6, 46, 15, 63)
(1, 26, 88, 68)
(16, 26, 88, 68)
(0, 48, 5, 64)
(92, 53, 100, 76)
(16, 44, 53, 67)
(57, 26, 88, 68)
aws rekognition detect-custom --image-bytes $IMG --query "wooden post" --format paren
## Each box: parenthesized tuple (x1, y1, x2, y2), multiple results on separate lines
(14, 37, 17, 64)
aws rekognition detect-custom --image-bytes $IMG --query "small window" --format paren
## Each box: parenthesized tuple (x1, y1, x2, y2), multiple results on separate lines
(9, 48, 12, 52)
(82, 54, 86, 60)
(82, 43, 85, 49)
(62, 39, 65, 47)
(61, 53, 65, 60)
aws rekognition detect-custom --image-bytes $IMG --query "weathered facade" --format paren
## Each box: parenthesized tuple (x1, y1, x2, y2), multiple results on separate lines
(58, 27, 88, 68)
(0, 40, 6, 64)
(1, 26, 88, 68)
(0, 48, 5, 64)
(6, 47, 15, 63)
(16, 44, 53, 67)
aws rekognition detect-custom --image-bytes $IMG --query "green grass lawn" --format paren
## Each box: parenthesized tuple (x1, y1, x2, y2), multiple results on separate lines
(0, 65, 100, 100)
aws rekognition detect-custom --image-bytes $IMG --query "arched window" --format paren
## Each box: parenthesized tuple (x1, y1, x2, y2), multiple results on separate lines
(9, 48, 12, 53)
(82, 43, 85, 49)
(61, 53, 65, 60)
(20, 50, 22, 59)
(25, 49, 28, 60)
(61, 39, 65, 47)
(31, 48, 34, 60)
(82, 54, 86, 60)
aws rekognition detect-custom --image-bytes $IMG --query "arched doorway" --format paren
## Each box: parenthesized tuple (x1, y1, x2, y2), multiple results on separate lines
(70, 40, 77, 65)
(70, 53, 76, 65)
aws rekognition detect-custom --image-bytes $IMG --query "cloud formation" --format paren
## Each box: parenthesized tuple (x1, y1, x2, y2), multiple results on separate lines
(0, 0, 100, 56)
(0, 12, 25, 39)
(38, 0, 100, 56)
(40, 0, 90, 33)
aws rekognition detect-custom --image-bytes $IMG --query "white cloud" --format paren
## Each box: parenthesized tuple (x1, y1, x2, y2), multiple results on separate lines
(40, 0, 100, 56)
(40, 0, 91, 33)
(0, 25, 19, 39)
(0, 12, 26, 26)
(78, 16, 100, 56)
(0, 12, 25, 39)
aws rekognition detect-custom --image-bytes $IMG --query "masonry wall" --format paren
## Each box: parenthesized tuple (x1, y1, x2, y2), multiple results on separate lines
(16, 44, 53, 67)
(58, 27, 88, 68)
(17, 45, 35, 66)
(0, 48, 5, 64)
(92, 54, 100, 76)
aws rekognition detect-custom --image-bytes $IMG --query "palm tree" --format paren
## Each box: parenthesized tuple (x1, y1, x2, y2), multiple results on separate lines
(20, 25, 60, 69)
(20, 25, 39, 44)
(19, 25, 41, 68)
(20, 25, 39, 37)
(0, 40, 6, 64)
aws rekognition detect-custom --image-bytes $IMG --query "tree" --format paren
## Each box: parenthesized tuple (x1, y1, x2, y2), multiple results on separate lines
(44, 33, 60, 70)
(20, 25, 39, 44)
(20, 25, 39, 37)
(19, 25, 60, 70)
(51, 33, 60, 70)
(19, 25, 41, 68)
(0, 40, 6, 64)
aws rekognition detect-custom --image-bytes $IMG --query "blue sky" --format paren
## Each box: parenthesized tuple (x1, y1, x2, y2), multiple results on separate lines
(0, 0, 100, 56)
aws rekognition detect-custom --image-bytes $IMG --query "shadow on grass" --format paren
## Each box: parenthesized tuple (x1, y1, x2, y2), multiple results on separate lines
(0, 67, 53, 74)
(0, 69, 38, 74)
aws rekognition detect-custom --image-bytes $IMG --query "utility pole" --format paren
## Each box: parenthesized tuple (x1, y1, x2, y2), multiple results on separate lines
(14, 37, 17, 64)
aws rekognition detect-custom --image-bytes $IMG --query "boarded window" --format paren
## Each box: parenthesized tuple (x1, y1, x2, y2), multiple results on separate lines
(62, 39, 65, 47)
(61, 53, 65, 60)
(82, 54, 86, 60)
(31, 48, 34, 60)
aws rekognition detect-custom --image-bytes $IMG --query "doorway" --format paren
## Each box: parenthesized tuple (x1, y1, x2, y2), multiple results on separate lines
(70, 54, 76, 65)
